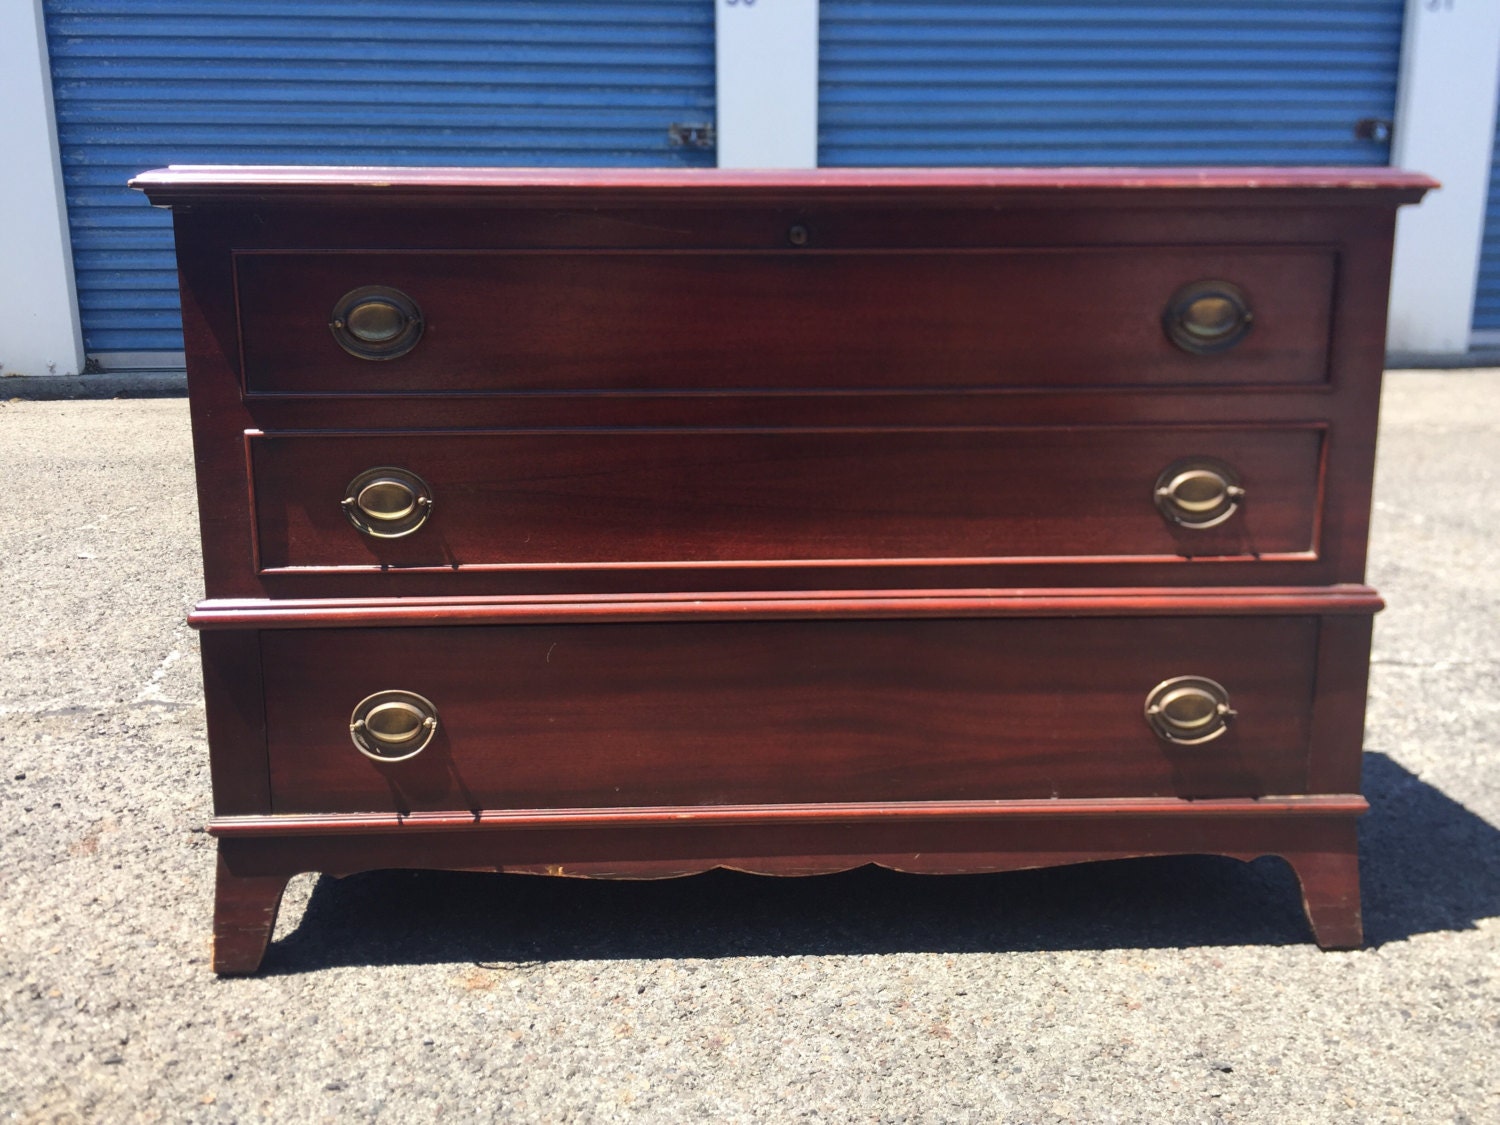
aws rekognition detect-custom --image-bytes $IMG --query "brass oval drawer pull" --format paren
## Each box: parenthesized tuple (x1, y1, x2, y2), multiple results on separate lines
(1164, 280, 1252, 354)
(1144, 676, 1236, 745)
(1154, 457, 1244, 529)
(329, 286, 424, 360)
(341, 467, 433, 538)
(350, 690, 439, 762)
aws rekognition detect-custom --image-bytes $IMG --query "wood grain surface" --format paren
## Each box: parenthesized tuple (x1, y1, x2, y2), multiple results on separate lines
(259, 616, 1321, 814)
(139, 167, 1426, 965)
(236, 247, 1335, 394)
(131, 163, 1437, 207)
(208, 808, 1367, 971)
(187, 585, 1385, 630)
(247, 425, 1323, 573)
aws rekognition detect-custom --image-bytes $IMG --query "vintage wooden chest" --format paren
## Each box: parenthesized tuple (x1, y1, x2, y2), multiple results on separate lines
(131, 166, 1433, 973)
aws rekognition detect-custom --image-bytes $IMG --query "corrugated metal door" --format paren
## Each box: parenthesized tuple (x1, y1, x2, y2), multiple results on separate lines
(44, 1, 716, 361)
(820, 1, 1403, 167)
(1473, 85, 1500, 336)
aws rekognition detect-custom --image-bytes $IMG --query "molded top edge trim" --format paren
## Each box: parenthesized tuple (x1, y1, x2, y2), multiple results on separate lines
(130, 164, 1438, 206)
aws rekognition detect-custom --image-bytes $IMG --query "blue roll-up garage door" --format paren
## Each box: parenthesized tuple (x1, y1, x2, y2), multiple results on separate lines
(820, 1, 1403, 167)
(44, 1, 716, 361)
(1473, 85, 1500, 336)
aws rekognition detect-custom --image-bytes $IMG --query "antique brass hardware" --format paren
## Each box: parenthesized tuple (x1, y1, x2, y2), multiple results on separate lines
(1153, 457, 1244, 529)
(1164, 280, 1252, 354)
(1144, 676, 1236, 745)
(350, 690, 439, 762)
(329, 286, 424, 360)
(341, 467, 433, 539)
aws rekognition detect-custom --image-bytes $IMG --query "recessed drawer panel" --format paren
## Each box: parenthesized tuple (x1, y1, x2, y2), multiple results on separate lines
(260, 615, 1320, 814)
(235, 248, 1335, 395)
(248, 426, 1323, 574)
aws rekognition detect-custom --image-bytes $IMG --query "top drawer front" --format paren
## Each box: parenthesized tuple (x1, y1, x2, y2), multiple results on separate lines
(235, 247, 1335, 395)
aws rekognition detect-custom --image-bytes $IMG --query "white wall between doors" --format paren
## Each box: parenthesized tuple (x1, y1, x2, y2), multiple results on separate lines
(0, 0, 84, 378)
(716, 0, 819, 169)
(1387, 0, 1500, 355)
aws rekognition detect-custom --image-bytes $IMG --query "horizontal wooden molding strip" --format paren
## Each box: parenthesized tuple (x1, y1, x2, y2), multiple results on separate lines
(189, 585, 1383, 630)
(131, 165, 1438, 208)
(211, 796, 1370, 839)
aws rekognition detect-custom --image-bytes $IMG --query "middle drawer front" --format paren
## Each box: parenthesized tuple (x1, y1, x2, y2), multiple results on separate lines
(261, 616, 1320, 815)
(249, 426, 1322, 574)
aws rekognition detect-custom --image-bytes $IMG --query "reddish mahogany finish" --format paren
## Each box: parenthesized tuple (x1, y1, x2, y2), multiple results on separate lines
(134, 166, 1430, 972)
(143, 167, 1419, 601)
(234, 246, 1337, 394)
(209, 809, 1366, 969)
(258, 616, 1319, 813)
(130, 164, 1436, 204)
(186, 586, 1386, 630)
(248, 426, 1323, 574)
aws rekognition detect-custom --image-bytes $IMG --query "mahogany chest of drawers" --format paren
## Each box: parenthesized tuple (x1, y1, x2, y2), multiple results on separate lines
(132, 165, 1432, 973)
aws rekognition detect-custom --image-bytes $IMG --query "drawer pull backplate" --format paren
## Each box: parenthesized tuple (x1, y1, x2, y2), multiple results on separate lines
(350, 690, 439, 762)
(341, 467, 433, 539)
(1164, 279, 1253, 355)
(1145, 676, 1236, 745)
(1154, 457, 1245, 529)
(329, 285, 424, 360)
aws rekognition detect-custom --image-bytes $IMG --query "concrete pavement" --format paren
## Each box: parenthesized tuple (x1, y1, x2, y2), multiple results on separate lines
(1, 371, 1497, 1123)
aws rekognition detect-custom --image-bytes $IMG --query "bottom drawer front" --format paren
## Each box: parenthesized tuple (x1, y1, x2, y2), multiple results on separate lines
(261, 617, 1318, 814)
